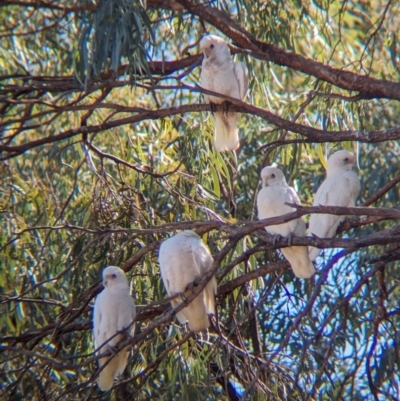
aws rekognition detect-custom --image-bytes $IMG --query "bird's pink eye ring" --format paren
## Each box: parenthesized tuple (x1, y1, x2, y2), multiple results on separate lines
(344, 157, 349, 162)
(210, 44, 214, 49)
(112, 274, 117, 279)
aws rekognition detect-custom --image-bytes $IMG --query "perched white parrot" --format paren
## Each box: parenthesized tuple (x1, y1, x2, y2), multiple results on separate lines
(158, 231, 217, 332)
(257, 166, 315, 279)
(200, 35, 248, 152)
(308, 150, 361, 261)
(93, 266, 136, 391)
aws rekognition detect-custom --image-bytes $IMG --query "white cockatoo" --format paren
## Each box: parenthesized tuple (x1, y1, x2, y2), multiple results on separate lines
(158, 231, 217, 332)
(93, 266, 136, 391)
(257, 166, 315, 279)
(308, 150, 361, 261)
(200, 35, 248, 152)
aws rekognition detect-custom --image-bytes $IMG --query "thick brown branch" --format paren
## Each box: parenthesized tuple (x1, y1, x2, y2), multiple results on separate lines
(0, 55, 202, 95)
(3, 98, 400, 160)
(176, 0, 400, 100)
(2, 0, 97, 12)
(7, 205, 400, 241)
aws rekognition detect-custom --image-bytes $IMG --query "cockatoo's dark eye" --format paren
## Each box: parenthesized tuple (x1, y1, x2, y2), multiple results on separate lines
(344, 157, 349, 162)
(271, 174, 276, 179)
(112, 274, 117, 279)
(210, 44, 214, 49)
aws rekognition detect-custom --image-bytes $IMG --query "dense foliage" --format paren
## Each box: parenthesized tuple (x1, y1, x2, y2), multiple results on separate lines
(1, 0, 400, 400)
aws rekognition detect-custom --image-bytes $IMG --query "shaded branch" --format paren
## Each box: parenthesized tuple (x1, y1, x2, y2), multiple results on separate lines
(3, 91, 400, 161)
(0, 55, 202, 95)
(176, 0, 400, 100)
(84, 139, 183, 178)
(3, 220, 400, 346)
(362, 174, 400, 206)
(7, 204, 400, 235)
(2, 0, 97, 12)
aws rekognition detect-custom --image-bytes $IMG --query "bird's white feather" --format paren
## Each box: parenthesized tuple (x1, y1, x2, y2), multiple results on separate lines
(93, 266, 136, 391)
(257, 167, 315, 279)
(159, 231, 216, 332)
(200, 35, 248, 151)
(214, 112, 239, 151)
(309, 150, 361, 261)
(234, 61, 248, 101)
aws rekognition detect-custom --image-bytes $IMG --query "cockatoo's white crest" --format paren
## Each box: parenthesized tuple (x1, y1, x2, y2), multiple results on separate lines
(200, 35, 231, 60)
(260, 166, 287, 187)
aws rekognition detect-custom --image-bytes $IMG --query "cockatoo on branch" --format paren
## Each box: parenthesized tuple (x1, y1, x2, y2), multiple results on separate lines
(308, 150, 361, 261)
(93, 266, 136, 391)
(159, 230, 217, 332)
(257, 166, 316, 279)
(200, 34, 248, 151)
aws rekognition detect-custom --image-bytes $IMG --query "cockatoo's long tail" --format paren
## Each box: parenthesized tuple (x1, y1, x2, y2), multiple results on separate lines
(204, 278, 217, 315)
(308, 213, 344, 261)
(281, 247, 316, 279)
(308, 246, 321, 262)
(98, 350, 129, 391)
(214, 111, 239, 151)
(184, 293, 210, 332)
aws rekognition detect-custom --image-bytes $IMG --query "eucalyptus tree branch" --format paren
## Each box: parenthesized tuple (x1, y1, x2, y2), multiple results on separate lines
(238, 261, 380, 397)
(0, 238, 235, 349)
(3, 223, 400, 346)
(3, 205, 399, 346)
(8, 0, 400, 102)
(6, 204, 400, 240)
(84, 139, 183, 178)
(1, 0, 97, 12)
(5, 205, 400, 255)
(0, 103, 207, 160)
(0, 55, 202, 96)
(338, 214, 394, 233)
(175, 0, 400, 100)
(217, 261, 287, 297)
(362, 174, 400, 206)
(123, 331, 193, 397)
(210, 362, 241, 401)
(3, 94, 400, 161)
(308, 90, 364, 102)
(216, 242, 267, 282)
(205, 94, 400, 144)
(288, 204, 400, 219)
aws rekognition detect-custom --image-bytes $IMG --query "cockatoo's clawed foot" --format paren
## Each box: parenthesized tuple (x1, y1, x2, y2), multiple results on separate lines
(272, 234, 282, 245)
(209, 102, 217, 114)
(116, 326, 130, 336)
(222, 101, 230, 115)
(195, 331, 204, 341)
(183, 278, 200, 297)
(178, 292, 188, 303)
(186, 277, 201, 292)
(107, 345, 118, 357)
(185, 281, 195, 293)
(208, 315, 216, 329)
